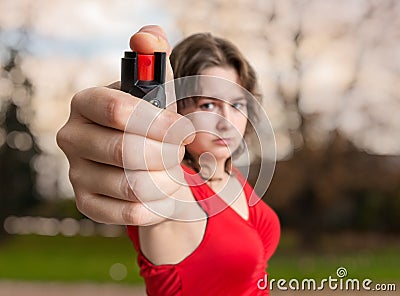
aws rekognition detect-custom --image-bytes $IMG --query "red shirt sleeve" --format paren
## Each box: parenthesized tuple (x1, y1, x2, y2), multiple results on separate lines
(251, 198, 281, 261)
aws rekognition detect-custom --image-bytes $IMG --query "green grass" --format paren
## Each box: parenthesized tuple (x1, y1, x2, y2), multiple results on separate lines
(0, 235, 143, 284)
(0, 234, 399, 284)
(268, 248, 400, 282)
(268, 233, 400, 282)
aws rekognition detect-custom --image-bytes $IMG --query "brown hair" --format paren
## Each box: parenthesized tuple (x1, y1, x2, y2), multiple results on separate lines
(170, 33, 262, 173)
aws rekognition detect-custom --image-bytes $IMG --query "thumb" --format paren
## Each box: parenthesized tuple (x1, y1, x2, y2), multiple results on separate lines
(130, 25, 176, 112)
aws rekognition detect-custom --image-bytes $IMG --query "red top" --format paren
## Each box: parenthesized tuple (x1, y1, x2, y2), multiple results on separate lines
(127, 164, 280, 295)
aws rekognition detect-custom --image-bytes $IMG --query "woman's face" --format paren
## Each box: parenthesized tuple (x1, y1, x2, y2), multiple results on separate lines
(179, 66, 248, 161)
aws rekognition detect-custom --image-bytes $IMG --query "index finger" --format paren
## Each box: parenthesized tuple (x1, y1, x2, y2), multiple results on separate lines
(71, 86, 194, 145)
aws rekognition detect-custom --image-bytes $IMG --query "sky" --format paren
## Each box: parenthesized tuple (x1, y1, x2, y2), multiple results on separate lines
(0, 0, 181, 197)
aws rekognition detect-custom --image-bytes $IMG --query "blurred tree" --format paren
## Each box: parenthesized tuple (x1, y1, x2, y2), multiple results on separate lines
(0, 33, 41, 240)
(263, 0, 400, 246)
(264, 134, 400, 248)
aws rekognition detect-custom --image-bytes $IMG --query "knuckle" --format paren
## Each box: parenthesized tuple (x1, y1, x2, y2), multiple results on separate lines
(135, 186, 148, 200)
(56, 125, 82, 154)
(68, 166, 80, 185)
(120, 173, 137, 201)
(131, 174, 146, 199)
(163, 110, 179, 130)
(156, 109, 178, 136)
(131, 172, 164, 200)
(105, 96, 117, 125)
(104, 94, 123, 127)
(121, 203, 143, 225)
(56, 126, 68, 150)
(110, 134, 123, 166)
(70, 89, 86, 112)
(75, 192, 88, 215)
(129, 171, 148, 199)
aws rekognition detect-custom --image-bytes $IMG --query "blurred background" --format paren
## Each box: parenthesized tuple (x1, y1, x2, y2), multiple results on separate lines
(0, 0, 399, 295)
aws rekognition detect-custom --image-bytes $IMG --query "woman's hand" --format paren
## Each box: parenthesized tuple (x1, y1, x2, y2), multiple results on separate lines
(56, 26, 195, 226)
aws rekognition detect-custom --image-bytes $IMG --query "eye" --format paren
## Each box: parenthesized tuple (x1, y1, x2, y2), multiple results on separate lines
(232, 102, 247, 110)
(199, 102, 216, 110)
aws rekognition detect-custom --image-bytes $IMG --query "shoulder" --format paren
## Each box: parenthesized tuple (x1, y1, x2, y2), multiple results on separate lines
(251, 198, 280, 231)
(251, 199, 280, 260)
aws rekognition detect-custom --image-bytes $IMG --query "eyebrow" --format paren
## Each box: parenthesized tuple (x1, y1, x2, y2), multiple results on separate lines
(231, 97, 247, 102)
(198, 96, 247, 103)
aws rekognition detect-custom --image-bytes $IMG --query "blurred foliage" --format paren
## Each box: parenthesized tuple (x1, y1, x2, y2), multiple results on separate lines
(254, 132, 400, 247)
(29, 199, 85, 220)
(0, 43, 41, 239)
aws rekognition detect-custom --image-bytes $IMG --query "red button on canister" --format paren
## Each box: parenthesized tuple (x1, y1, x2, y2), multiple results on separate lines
(137, 54, 155, 81)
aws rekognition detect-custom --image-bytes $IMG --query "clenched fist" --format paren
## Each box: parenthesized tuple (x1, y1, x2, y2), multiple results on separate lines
(57, 25, 195, 226)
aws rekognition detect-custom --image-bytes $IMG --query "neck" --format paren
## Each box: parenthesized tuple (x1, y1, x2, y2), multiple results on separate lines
(194, 155, 230, 180)
(210, 160, 227, 179)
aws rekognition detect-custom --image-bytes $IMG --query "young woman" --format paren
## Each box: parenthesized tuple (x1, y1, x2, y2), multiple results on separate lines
(57, 25, 280, 295)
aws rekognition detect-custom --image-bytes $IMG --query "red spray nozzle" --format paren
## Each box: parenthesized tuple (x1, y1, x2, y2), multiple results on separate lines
(137, 54, 155, 81)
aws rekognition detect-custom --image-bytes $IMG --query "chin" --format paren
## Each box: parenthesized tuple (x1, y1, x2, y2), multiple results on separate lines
(209, 148, 232, 160)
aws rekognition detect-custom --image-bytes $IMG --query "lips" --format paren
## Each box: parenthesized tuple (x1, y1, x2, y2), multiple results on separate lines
(212, 137, 232, 146)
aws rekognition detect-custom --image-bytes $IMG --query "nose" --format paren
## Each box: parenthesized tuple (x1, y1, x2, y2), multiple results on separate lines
(216, 103, 233, 131)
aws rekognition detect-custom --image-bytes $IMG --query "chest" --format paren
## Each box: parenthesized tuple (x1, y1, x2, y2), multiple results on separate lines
(206, 176, 249, 220)
(179, 205, 267, 291)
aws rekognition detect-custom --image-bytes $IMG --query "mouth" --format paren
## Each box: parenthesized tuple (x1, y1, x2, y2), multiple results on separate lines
(212, 137, 233, 146)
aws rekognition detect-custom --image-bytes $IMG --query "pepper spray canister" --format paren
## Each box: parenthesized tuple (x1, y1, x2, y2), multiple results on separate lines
(121, 51, 166, 108)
